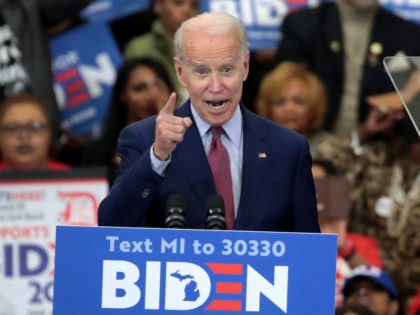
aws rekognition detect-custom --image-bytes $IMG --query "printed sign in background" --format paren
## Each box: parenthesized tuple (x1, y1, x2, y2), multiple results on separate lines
(381, 0, 420, 24)
(50, 22, 122, 139)
(81, 0, 151, 22)
(0, 170, 108, 315)
(54, 226, 337, 314)
(201, 0, 326, 49)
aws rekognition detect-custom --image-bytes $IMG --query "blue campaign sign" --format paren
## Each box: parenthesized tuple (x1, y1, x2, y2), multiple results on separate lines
(81, 0, 151, 22)
(380, 0, 420, 25)
(201, 0, 327, 50)
(53, 226, 337, 314)
(50, 22, 122, 138)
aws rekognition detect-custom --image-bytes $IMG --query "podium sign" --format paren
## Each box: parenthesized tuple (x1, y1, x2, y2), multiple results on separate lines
(53, 226, 336, 314)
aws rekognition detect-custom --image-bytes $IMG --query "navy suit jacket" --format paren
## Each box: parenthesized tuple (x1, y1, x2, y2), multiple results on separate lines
(98, 101, 320, 233)
(275, 2, 420, 130)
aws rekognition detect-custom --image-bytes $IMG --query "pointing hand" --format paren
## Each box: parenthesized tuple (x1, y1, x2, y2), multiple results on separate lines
(153, 93, 192, 160)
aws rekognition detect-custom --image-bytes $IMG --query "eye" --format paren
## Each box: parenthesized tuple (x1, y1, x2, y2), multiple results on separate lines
(195, 67, 209, 75)
(292, 96, 307, 106)
(221, 66, 233, 74)
(133, 83, 148, 92)
(272, 99, 285, 107)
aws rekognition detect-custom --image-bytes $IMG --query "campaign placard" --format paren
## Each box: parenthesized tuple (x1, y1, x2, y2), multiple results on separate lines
(81, 0, 151, 23)
(53, 226, 337, 314)
(202, 0, 326, 50)
(0, 169, 108, 315)
(380, 0, 420, 25)
(50, 22, 122, 139)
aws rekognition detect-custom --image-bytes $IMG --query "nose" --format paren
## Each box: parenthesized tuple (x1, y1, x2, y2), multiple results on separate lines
(284, 99, 300, 110)
(350, 286, 372, 300)
(208, 74, 223, 93)
(145, 84, 159, 97)
(16, 128, 32, 139)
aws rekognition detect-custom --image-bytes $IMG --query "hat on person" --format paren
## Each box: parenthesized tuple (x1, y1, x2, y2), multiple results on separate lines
(342, 265, 398, 299)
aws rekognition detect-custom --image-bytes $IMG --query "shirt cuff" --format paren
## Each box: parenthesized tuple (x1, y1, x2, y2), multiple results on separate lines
(150, 144, 171, 176)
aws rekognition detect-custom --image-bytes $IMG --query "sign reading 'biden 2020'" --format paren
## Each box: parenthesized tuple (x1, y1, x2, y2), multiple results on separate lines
(53, 226, 336, 314)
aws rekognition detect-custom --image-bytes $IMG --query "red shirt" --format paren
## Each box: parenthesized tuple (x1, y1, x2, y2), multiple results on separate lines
(0, 159, 71, 170)
(347, 232, 383, 267)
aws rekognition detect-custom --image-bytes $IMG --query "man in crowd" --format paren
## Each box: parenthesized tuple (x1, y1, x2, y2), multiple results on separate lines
(342, 265, 399, 315)
(274, 0, 420, 137)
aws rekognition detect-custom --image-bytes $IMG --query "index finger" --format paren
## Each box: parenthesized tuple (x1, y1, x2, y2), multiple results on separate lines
(159, 92, 177, 115)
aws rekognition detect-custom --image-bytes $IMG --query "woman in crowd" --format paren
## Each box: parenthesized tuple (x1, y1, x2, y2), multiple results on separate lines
(255, 61, 331, 158)
(82, 57, 173, 184)
(0, 92, 70, 170)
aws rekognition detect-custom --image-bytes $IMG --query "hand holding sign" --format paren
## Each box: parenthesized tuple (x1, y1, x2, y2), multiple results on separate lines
(153, 93, 192, 161)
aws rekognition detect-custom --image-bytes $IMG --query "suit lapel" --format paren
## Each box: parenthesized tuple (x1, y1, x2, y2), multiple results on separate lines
(170, 103, 271, 223)
(361, 8, 386, 93)
(236, 107, 269, 224)
(321, 3, 344, 83)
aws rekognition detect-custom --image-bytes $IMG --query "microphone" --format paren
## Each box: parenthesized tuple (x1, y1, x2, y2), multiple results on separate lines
(165, 193, 187, 228)
(205, 195, 226, 230)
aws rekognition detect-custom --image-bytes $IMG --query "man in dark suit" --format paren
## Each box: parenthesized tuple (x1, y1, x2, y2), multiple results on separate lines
(274, 0, 420, 136)
(98, 12, 320, 233)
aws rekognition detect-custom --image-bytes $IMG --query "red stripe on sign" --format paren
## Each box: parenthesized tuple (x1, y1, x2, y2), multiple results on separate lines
(67, 92, 89, 108)
(216, 282, 242, 294)
(55, 68, 78, 82)
(206, 263, 243, 274)
(65, 80, 84, 93)
(205, 300, 241, 311)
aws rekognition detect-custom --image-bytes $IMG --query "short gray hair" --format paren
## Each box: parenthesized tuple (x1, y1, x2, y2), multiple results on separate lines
(174, 12, 249, 63)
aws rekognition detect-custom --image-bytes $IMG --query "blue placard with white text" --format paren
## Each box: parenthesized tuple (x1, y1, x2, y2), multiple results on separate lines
(81, 0, 151, 22)
(201, 0, 328, 50)
(53, 226, 336, 314)
(50, 22, 122, 138)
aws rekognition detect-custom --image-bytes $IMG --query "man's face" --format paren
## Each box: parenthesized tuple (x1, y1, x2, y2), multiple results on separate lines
(157, 0, 200, 34)
(344, 279, 399, 315)
(174, 30, 249, 126)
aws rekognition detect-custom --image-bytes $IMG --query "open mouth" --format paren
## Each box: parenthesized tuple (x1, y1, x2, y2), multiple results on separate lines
(16, 144, 34, 154)
(207, 100, 227, 110)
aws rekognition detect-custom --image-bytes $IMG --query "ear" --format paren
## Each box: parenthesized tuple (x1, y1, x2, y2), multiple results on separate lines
(174, 57, 187, 87)
(242, 50, 250, 82)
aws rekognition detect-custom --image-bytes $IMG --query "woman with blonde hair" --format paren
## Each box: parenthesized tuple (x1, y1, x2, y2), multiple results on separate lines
(256, 61, 331, 157)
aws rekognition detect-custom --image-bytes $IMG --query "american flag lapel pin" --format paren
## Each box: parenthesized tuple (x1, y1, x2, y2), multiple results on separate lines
(258, 153, 266, 158)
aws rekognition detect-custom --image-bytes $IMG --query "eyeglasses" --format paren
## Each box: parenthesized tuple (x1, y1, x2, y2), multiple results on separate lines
(0, 121, 49, 135)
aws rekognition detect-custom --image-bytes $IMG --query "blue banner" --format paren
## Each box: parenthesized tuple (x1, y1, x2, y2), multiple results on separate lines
(53, 226, 336, 314)
(81, 0, 151, 22)
(202, 0, 327, 50)
(79, 0, 420, 52)
(380, 0, 420, 25)
(50, 22, 122, 138)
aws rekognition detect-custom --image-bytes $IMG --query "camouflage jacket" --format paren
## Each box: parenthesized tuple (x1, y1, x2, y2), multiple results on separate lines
(317, 137, 420, 303)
